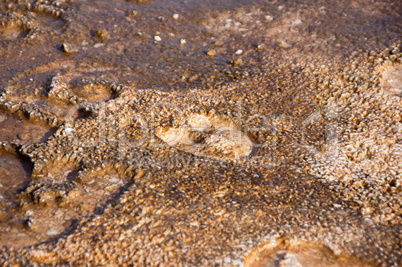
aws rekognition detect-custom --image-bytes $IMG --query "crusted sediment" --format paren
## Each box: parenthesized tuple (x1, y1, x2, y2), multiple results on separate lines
(0, 0, 401, 266)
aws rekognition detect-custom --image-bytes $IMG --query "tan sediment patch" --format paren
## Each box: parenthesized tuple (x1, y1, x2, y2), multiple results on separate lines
(379, 63, 402, 95)
(0, 153, 32, 247)
(245, 238, 370, 267)
(47, 72, 116, 104)
(156, 113, 253, 161)
(78, 83, 113, 102)
(0, 110, 55, 144)
(0, 24, 26, 40)
(0, 153, 30, 199)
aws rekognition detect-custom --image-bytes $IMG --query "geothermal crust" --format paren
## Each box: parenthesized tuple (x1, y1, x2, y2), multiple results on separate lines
(0, 0, 401, 266)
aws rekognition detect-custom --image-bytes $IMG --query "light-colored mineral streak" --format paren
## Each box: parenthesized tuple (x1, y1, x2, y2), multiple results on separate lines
(156, 113, 253, 160)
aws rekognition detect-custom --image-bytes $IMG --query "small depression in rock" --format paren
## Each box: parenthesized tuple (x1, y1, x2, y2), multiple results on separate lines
(46, 71, 117, 104)
(156, 113, 253, 161)
(0, 111, 56, 144)
(31, 12, 65, 33)
(66, 71, 122, 103)
(6, 65, 117, 106)
(72, 81, 113, 103)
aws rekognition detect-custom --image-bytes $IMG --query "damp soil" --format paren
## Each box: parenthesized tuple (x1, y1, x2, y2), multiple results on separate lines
(0, 0, 401, 266)
(0, 110, 56, 144)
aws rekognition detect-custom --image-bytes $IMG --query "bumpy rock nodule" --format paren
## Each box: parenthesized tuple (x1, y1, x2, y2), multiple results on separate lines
(156, 113, 253, 161)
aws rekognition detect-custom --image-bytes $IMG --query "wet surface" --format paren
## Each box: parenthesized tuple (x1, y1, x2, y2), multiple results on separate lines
(0, 153, 30, 199)
(0, 110, 55, 144)
(1, 161, 133, 248)
(0, 24, 26, 40)
(0, 152, 31, 247)
(0, 0, 401, 266)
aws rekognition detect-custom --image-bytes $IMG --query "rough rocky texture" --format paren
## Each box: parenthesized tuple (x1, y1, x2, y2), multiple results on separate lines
(0, 0, 401, 266)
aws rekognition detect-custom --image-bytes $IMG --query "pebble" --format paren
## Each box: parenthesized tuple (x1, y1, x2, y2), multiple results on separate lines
(136, 32, 146, 38)
(206, 50, 216, 56)
(93, 29, 108, 42)
(277, 41, 291, 49)
(61, 43, 77, 54)
(231, 58, 243, 67)
(265, 15, 273, 21)
(292, 18, 303, 26)
(127, 10, 138, 18)
(46, 229, 60, 236)
(257, 44, 267, 50)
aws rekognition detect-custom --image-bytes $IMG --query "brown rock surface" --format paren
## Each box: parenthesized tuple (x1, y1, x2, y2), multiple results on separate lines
(0, 0, 401, 266)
